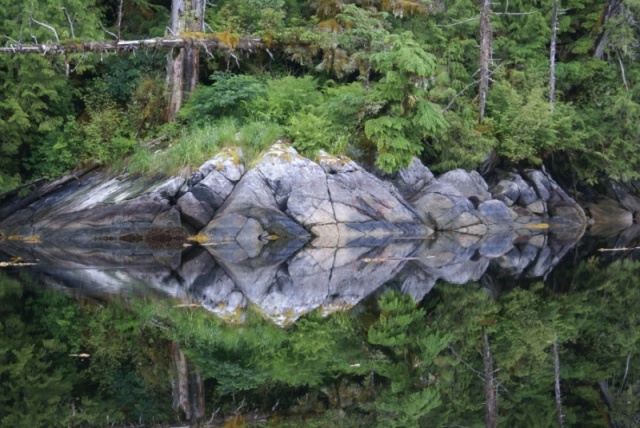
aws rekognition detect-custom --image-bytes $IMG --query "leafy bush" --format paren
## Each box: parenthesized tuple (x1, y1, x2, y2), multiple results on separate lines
(31, 97, 136, 178)
(249, 75, 323, 124)
(364, 32, 448, 172)
(209, 0, 288, 35)
(287, 111, 343, 156)
(428, 107, 496, 172)
(0, 172, 21, 194)
(178, 72, 266, 125)
(486, 75, 584, 171)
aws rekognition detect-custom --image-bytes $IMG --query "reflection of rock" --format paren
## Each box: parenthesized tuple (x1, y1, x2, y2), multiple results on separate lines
(4, 225, 581, 327)
(182, 248, 247, 322)
(588, 196, 635, 237)
(0, 144, 589, 325)
(202, 240, 420, 325)
(582, 178, 640, 249)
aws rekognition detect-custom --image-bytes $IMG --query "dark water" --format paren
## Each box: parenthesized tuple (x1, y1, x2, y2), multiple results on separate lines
(1, 230, 639, 427)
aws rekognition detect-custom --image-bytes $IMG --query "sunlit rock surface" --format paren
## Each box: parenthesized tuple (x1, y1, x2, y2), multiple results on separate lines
(0, 144, 588, 325)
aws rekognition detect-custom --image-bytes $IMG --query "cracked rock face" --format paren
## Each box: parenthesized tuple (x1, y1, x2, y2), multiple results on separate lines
(177, 149, 245, 230)
(0, 144, 588, 325)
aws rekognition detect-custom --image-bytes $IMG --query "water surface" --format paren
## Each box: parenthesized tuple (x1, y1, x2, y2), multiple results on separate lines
(1, 231, 639, 427)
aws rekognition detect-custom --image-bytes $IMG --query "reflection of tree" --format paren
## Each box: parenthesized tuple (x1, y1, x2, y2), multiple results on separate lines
(0, 272, 173, 426)
(2, 259, 640, 426)
(0, 275, 78, 427)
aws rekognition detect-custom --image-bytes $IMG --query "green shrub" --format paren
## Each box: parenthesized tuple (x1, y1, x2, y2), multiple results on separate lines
(287, 111, 340, 156)
(363, 32, 448, 172)
(178, 72, 265, 125)
(249, 75, 323, 124)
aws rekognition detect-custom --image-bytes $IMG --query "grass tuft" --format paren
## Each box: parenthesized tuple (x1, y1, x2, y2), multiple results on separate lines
(126, 119, 284, 177)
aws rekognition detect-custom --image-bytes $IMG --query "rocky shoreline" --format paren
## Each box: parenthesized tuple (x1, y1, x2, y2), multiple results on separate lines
(0, 144, 588, 323)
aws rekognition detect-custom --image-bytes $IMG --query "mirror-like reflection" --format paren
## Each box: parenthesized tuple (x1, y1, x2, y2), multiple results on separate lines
(4, 146, 634, 426)
(1, 254, 639, 427)
(1, 223, 578, 326)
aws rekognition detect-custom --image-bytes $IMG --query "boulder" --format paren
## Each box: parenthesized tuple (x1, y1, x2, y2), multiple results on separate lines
(150, 177, 185, 200)
(524, 170, 552, 201)
(393, 157, 435, 200)
(409, 181, 475, 230)
(438, 169, 492, 202)
(177, 192, 214, 230)
(491, 179, 520, 206)
(176, 149, 244, 229)
(478, 200, 514, 228)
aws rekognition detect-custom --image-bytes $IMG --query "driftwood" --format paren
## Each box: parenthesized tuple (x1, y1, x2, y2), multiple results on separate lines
(0, 262, 38, 268)
(598, 247, 640, 252)
(0, 164, 99, 222)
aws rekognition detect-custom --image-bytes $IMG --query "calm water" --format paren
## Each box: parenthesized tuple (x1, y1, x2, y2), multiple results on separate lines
(1, 230, 639, 427)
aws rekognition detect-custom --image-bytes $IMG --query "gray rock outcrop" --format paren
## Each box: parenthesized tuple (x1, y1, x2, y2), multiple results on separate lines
(0, 143, 588, 325)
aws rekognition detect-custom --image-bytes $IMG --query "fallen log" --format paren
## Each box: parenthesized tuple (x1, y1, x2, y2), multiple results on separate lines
(0, 35, 265, 56)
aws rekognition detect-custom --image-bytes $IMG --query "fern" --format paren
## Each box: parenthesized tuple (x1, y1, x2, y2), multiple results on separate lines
(365, 116, 419, 171)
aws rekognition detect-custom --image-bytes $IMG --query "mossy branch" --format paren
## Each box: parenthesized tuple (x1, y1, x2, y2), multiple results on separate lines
(0, 35, 265, 55)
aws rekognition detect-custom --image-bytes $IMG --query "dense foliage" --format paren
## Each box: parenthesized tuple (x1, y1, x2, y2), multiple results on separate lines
(1, 257, 639, 426)
(1, 0, 640, 189)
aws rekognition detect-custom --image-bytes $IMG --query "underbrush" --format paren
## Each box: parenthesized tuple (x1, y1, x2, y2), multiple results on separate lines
(127, 119, 284, 177)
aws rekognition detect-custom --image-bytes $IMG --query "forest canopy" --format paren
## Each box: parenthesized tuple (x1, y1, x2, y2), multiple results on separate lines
(1, 0, 639, 192)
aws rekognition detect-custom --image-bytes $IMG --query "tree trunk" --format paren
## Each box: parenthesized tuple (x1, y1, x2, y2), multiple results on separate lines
(478, 0, 492, 123)
(550, 0, 559, 112)
(482, 327, 498, 428)
(171, 342, 205, 422)
(166, 0, 204, 121)
(553, 336, 564, 428)
(594, 0, 623, 59)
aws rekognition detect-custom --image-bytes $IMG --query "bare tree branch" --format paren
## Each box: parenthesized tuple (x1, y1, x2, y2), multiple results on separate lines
(0, 36, 264, 55)
(30, 18, 60, 43)
(116, 0, 124, 41)
(621, 353, 632, 389)
(598, 246, 640, 252)
(100, 23, 119, 40)
(441, 79, 480, 113)
(492, 11, 538, 16)
(615, 48, 629, 91)
(3, 35, 20, 45)
(442, 62, 504, 113)
(437, 16, 479, 27)
(62, 7, 75, 39)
